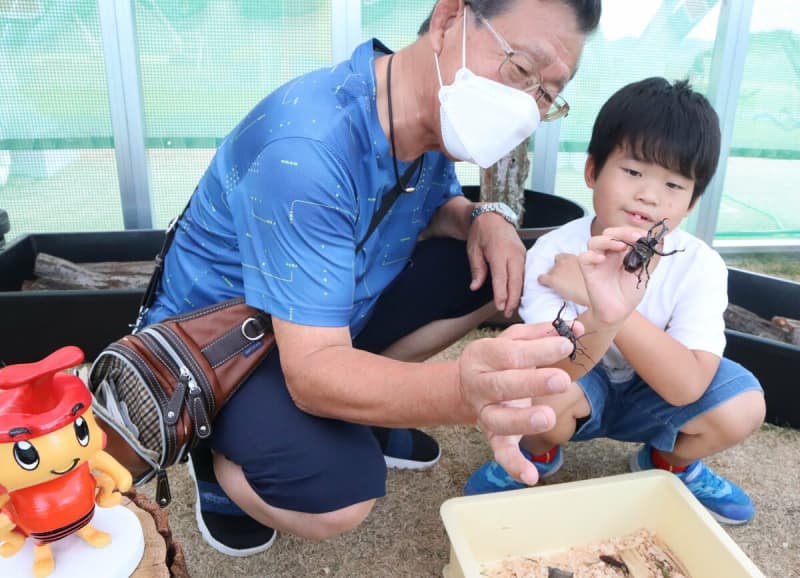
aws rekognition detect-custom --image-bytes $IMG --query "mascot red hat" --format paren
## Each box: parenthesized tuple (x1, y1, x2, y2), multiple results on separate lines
(0, 346, 90, 443)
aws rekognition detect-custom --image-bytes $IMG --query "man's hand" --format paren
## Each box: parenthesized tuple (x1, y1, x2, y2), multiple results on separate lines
(458, 322, 581, 486)
(467, 212, 526, 317)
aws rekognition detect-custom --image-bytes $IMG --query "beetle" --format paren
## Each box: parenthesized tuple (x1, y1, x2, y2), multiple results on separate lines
(616, 219, 684, 288)
(552, 302, 593, 369)
(599, 555, 630, 575)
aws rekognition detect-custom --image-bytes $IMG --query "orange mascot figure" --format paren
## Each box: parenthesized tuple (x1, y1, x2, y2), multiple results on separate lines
(0, 346, 133, 578)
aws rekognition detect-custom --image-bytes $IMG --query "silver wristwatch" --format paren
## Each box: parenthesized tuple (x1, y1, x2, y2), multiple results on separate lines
(470, 202, 518, 227)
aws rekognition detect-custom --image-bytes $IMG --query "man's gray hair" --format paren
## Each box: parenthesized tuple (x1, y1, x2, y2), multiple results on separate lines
(418, 0, 601, 36)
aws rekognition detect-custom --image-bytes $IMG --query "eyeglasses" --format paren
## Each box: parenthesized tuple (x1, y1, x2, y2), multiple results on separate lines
(469, 5, 570, 121)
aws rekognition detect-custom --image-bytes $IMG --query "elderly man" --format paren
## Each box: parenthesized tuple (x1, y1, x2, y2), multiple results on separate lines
(144, 0, 611, 556)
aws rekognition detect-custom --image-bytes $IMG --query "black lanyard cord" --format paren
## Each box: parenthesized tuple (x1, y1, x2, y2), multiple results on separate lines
(355, 52, 423, 254)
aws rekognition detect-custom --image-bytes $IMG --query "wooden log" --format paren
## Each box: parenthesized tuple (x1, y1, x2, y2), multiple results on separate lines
(82, 261, 155, 277)
(22, 279, 53, 291)
(724, 303, 792, 344)
(125, 491, 189, 578)
(479, 138, 529, 226)
(33, 253, 114, 290)
(32, 253, 151, 290)
(125, 495, 169, 578)
(771, 316, 800, 346)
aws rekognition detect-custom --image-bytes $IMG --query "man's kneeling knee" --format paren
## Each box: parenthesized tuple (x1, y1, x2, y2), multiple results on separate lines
(302, 500, 376, 540)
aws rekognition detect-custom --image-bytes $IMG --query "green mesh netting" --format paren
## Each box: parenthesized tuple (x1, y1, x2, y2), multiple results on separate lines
(0, 0, 798, 241)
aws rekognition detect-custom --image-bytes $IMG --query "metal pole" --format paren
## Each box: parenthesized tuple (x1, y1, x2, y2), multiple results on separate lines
(530, 119, 562, 195)
(687, 0, 754, 244)
(99, 0, 153, 230)
(331, 0, 362, 64)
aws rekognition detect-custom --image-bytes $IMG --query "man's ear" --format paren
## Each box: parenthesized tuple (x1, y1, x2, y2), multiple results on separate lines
(428, 0, 464, 55)
(584, 155, 597, 188)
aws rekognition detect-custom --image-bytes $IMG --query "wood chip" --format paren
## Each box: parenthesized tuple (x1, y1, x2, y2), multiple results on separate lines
(618, 548, 653, 578)
(482, 529, 691, 578)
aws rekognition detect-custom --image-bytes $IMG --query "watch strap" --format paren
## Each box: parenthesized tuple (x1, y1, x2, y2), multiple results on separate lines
(470, 202, 518, 226)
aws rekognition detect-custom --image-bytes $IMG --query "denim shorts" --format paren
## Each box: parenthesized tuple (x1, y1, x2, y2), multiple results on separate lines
(210, 238, 493, 514)
(571, 357, 763, 452)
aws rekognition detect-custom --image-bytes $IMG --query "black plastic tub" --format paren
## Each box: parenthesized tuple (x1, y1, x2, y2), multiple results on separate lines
(0, 230, 164, 364)
(724, 268, 800, 429)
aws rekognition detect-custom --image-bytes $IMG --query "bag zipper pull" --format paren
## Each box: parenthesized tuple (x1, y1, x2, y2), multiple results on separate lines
(156, 468, 172, 506)
(164, 370, 189, 426)
(187, 378, 212, 439)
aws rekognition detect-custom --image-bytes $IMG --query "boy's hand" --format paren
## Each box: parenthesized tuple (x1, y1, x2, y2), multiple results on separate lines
(538, 253, 589, 306)
(579, 227, 647, 326)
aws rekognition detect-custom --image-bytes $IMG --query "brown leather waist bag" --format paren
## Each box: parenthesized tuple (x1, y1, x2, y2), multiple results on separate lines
(88, 297, 274, 506)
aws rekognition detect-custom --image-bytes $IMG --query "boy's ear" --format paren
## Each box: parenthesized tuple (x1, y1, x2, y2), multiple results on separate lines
(584, 155, 597, 188)
(428, 0, 464, 54)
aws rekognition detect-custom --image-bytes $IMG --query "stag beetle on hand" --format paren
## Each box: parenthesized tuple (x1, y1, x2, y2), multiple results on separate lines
(552, 302, 593, 370)
(616, 219, 684, 288)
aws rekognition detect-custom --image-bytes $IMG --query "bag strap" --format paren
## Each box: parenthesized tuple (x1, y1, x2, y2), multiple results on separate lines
(132, 195, 191, 332)
(133, 157, 423, 332)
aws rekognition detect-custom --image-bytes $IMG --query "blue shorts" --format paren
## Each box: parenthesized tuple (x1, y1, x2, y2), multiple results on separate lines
(572, 357, 764, 451)
(210, 238, 493, 513)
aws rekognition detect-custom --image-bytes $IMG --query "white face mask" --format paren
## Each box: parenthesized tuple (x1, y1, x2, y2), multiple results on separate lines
(435, 9, 541, 169)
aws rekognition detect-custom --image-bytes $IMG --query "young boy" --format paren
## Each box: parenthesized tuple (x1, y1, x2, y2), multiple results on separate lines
(464, 77, 766, 525)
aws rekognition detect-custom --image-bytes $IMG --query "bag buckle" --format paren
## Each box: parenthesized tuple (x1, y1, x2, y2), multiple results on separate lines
(241, 317, 265, 341)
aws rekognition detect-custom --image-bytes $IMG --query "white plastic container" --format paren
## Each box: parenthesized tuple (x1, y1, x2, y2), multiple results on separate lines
(440, 470, 763, 578)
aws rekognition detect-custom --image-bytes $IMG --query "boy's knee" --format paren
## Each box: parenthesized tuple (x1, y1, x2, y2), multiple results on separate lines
(719, 390, 766, 442)
(741, 390, 766, 433)
(536, 381, 590, 421)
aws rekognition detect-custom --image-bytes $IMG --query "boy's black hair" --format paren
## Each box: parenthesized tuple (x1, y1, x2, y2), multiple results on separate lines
(587, 77, 721, 204)
(418, 0, 602, 36)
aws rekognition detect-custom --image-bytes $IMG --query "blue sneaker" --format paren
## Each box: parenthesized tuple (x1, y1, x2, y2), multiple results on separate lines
(464, 446, 564, 496)
(630, 445, 754, 525)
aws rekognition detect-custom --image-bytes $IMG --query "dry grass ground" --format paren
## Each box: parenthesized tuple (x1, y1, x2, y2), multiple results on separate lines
(142, 257, 800, 578)
(148, 334, 799, 578)
(724, 253, 800, 282)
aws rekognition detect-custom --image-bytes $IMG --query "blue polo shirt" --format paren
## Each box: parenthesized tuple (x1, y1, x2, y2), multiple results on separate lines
(147, 39, 461, 336)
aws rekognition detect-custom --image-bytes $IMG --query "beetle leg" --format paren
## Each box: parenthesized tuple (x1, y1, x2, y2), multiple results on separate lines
(652, 247, 684, 257)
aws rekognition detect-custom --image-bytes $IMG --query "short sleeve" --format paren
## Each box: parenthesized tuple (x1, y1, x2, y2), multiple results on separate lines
(518, 222, 589, 325)
(440, 162, 464, 203)
(226, 138, 359, 327)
